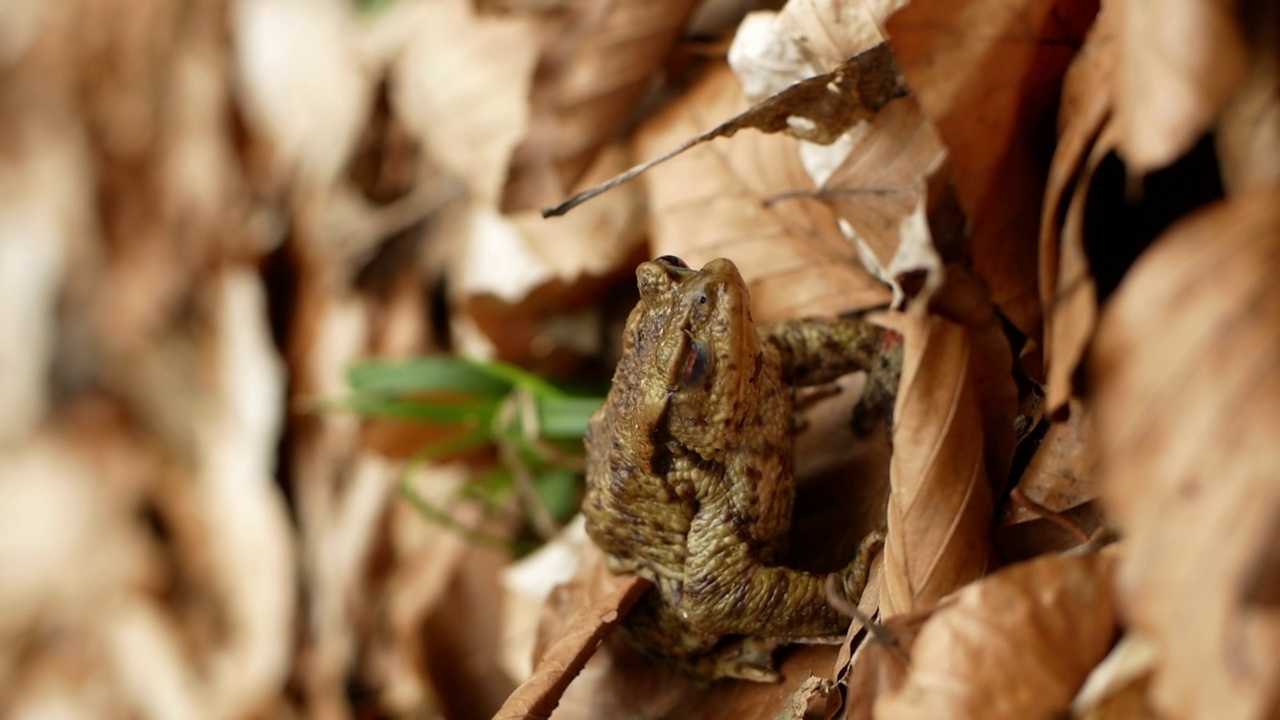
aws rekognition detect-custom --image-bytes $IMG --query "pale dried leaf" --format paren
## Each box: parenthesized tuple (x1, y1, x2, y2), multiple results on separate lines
(1216, 0, 1280, 196)
(393, 0, 538, 205)
(1007, 399, 1098, 518)
(728, 0, 902, 102)
(1090, 190, 1280, 720)
(770, 0, 906, 74)
(777, 675, 840, 720)
(1039, 2, 1116, 410)
(546, 45, 908, 219)
(1071, 633, 1159, 720)
(502, 0, 702, 209)
(880, 313, 995, 614)
(635, 64, 890, 321)
(840, 610, 931, 720)
(876, 550, 1119, 720)
(495, 574, 651, 720)
(1114, 0, 1248, 174)
(196, 272, 295, 717)
(0, 140, 77, 441)
(508, 145, 646, 285)
(820, 95, 946, 278)
(234, 0, 372, 187)
(886, 0, 1097, 336)
(1044, 117, 1119, 410)
(501, 518, 591, 683)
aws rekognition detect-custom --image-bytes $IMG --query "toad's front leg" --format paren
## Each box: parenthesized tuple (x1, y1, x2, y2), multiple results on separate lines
(762, 318, 902, 433)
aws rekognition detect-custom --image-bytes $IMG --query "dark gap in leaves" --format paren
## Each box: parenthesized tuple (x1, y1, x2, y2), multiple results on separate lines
(896, 268, 929, 306)
(1002, 416, 1052, 514)
(352, 224, 431, 297)
(347, 77, 420, 205)
(344, 665, 383, 720)
(1084, 133, 1225, 304)
(428, 268, 453, 353)
(259, 236, 302, 516)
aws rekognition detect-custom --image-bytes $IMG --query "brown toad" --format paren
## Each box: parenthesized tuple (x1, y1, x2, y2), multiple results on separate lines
(582, 255, 896, 682)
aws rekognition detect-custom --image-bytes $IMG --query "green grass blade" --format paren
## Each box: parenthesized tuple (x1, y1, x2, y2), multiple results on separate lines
(536, 395, 603, 439)
(348, 357, 512, 397)
(338, 394, 498, 425)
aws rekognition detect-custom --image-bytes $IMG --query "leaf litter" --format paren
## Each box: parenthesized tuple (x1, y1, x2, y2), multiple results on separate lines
(1, 0, 1277, 718)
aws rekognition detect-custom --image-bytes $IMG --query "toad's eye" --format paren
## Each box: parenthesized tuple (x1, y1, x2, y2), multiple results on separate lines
(656, 255, 689, 269)
(680, 340, 711, 388)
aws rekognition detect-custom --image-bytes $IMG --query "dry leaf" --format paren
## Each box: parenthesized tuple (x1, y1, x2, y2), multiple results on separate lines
(0, 125, 80, 442)
(876, 550, 1119, 720)
(635, 63, 891, 321)
(234, 0, 372, 188)
(392, 0, 538, 206)
(1071, 633, 1160, 720)
(545, 44, 909, 220)
(1039, 2, 1117, 410)
(1113, 0, 1248, 174)
(1215, 0, 1280, 195)
(502, 0, 702, 210)
(495, 573, 650, 720)
(501, 517, 591, 683)
(777, 675, 841, 720)
(880, 312, 995, 614)
(840, 610, 932, 720)
(995, 398, 1103, 559)
(1008, 399, 1098, 517)
(729, 0, 902, 102)
(886, 0, 1098, 337)
(819, 95, 947, 290)
(1090, 190, 1280, 720)
(192, 272, 296, 718)
(551, 637, 842, 720)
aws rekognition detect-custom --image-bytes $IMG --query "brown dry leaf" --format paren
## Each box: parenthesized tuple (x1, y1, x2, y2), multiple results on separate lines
(192, 272, 296, 718)
(460, 145, 646, 371)
(876, 550, 1119, 720)
(495, 572, 651, 720)
(234, 0, 373, 188)
(502, 0, 702, 210)
(880, 312, 996, 614)
(1039, 2, 1117, 410)
(1071, 634, 1160, 720)
(729, 0, 904, 101)
(392, 0, 538, 206)
(0, 431, 154, 714)
(0, 109, 84, 442)
(819, 94, 947, 287)
(552, 639, 841, 720)
(1089, 190, 1280, 720)
(635, 63, 891, 321)
(995, 399, 1103, 559)
(1113, 0, 1248, 175)
(777, 675, 841, 720)
(1009, 399, 1098, 518)
(506, 144, 646, 284)
(546, 44, 909, 220)
(886, 0, 1098, 337)
(535, 546, 850, 720)
(1216, 0, 1280, 195)
(501, 519, 593, 683)
(840, 610, 932, 720)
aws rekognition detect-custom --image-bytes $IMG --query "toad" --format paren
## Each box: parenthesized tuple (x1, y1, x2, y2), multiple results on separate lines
(582, 255, 897, 682)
